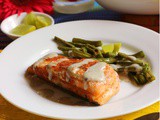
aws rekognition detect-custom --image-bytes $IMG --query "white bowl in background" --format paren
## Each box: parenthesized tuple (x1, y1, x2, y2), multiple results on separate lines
(0, 12, 54, 40)
(96, 0, 159, 14)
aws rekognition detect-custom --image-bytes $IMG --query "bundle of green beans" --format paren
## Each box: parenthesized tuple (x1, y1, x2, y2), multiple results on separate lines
(53, 36, 155, 85)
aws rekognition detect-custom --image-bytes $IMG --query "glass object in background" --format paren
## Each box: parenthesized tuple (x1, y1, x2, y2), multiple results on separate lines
(53, 0, 94, 14)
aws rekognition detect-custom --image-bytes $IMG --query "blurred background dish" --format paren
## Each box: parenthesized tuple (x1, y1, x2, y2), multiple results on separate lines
(96, 0, 159, 14)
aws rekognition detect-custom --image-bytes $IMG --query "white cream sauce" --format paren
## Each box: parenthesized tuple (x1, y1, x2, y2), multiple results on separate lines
(127, 64, 142, 72)
(84, 62, 106, 82)
(46, 58, 68, 80)
(110, 63, 142, 73)
(68, 59, 94, 73)
(48, 58, 68, 67)
(110, 64, 122, 71)
(128, 56, 137, 61)
(33, 53, 58, 69)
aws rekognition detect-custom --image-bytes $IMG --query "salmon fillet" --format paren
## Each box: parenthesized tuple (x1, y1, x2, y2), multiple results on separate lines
(26, 53, 120, 105)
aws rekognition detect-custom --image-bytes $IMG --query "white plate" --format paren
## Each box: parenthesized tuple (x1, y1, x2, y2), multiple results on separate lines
(0, 20, 159, 119)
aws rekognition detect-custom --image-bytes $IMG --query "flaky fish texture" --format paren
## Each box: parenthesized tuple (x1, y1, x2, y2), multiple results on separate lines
(26, 53, 120, 105)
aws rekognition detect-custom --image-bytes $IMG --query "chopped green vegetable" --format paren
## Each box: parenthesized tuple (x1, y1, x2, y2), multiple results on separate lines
(113, 43, 121, 53)
(35, 16, 51, 29)
(22, 12, 37, 26)
(11, 12, 53, 36)
(102, 44, 114, 53)
(11, 24, 36, 35)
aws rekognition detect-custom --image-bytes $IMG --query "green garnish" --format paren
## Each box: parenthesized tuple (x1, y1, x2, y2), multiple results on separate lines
(11, 24, 36, 35)
(102, 44, 114, 53)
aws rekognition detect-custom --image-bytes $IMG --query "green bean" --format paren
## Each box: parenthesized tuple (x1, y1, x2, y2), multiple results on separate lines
(127, 67, 137, 72)
(117, 68, 125, 72)
(117, 67, 137, 73)
(86, 44, 98, 52)
(118, 52, 135, 61)
(117, 64, 155, 85)
(87, 44, 97, 49)
(96, 50, 103, 58)
(104, 52, 117, 58)
(81, 47, 87, 53)
(142, 63, 150, 72)
(132, 51, 145, 58)
(85, 45, 96, 56)
(128, 72, 140, 85)
(116, 61, 133, 66)
(143, 71, 155, 82)
(134, 59, 145, 66)
(106, 58, 117, 64)
(137, 74, 147, 85)
(54, 36, 75, 47)
(72, 49, 91, 58)
(118, 52, 145, 66)
(128, 70, 155, 85)
(58, 46, 74, 51)
(71, 43, 86, 47)
(95, 58, 117, 64)
(72, 38, 102, 47)
(148, 71, 155, 81)
(144, 72, 150, 79)
(86, 44, 103, 58)
(62, 51, 69, 56)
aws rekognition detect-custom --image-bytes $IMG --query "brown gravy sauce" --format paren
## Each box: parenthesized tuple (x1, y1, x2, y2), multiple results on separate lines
(25, 74, 96, 106)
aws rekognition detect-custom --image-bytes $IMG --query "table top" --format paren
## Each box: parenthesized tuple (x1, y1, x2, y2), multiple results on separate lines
(0, 2, 159, 120)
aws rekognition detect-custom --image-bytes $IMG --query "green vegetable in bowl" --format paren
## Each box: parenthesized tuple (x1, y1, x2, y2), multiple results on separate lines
(11, 12, 52, 36)
(11, 24, 36, 35)
(22, 12, 37, 26)
(35, 16, 51, 29)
